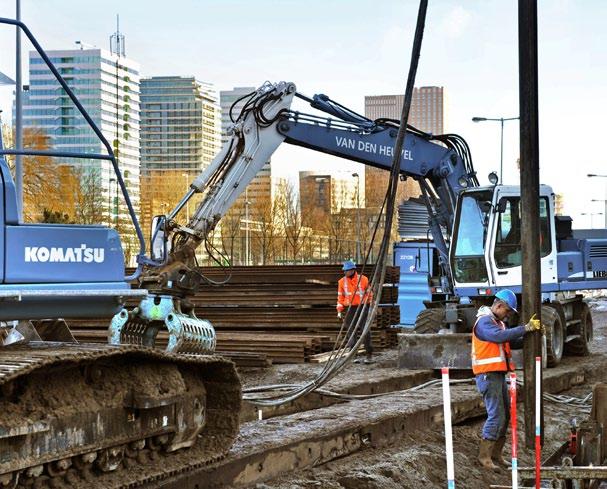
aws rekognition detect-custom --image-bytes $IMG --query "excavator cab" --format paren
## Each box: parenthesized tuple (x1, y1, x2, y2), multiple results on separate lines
(449, 184, 558, 294)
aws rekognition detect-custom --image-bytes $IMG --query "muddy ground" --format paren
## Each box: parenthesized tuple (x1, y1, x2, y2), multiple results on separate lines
(238, 300, 607, 489)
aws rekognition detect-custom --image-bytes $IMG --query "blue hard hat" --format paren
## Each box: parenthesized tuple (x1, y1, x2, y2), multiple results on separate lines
(495, 289, 517, 313)
(342, 260, 357, 271)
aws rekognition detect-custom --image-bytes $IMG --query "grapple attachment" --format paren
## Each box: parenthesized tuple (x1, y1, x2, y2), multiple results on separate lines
(109, 295, 216, 354)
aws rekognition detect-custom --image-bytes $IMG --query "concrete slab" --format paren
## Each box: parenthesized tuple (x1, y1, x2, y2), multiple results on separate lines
(398, 332, 472, 369)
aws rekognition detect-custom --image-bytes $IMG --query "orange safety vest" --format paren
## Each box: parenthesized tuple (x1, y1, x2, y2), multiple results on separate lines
(471, 314, 515, 375)
(337, 273, 372, 308)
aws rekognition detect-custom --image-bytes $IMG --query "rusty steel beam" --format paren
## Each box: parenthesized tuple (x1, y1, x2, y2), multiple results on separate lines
(518, 0, 543, 449)
(519, 466, 607, 480)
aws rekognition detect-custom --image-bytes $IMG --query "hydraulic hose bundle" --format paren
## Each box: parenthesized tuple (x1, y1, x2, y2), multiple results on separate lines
(244, 0, 430, 407)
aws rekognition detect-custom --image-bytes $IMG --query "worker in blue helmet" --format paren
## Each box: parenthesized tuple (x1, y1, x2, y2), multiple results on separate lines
(336, 260, 374, 363)
(472, 289, 543, 472)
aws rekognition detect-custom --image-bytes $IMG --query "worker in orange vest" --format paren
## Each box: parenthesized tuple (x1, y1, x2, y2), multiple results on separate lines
(336, 260, 374, 363)
(472, 289, 542, 471)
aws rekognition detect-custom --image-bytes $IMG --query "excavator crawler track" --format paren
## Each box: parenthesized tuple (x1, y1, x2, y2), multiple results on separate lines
(0, 343, 241, 488)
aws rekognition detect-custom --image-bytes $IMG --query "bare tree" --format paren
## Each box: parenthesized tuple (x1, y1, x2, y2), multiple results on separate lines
(1, 127, 88, 223)
(276, 181, 308, 263)
(72, 168, 106, 224)
(250, 192, 281, 265)
(219, 201, 245, 265)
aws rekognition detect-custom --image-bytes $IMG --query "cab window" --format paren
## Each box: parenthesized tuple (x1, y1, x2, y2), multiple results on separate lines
(494, 197, 551, 269)
(452, 191, 492, 283)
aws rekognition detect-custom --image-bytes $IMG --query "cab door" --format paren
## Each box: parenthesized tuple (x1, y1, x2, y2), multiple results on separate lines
(486, 187, 558, 288)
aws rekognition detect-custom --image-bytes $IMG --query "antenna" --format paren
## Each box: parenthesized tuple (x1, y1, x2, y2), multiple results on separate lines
(110, 14, 125, 57)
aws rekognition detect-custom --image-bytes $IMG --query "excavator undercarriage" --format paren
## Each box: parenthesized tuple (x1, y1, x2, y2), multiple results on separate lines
(0, 343, 241, 488)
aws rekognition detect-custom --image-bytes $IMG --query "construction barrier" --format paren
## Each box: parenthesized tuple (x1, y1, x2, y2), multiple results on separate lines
(535, 356, 542, 489)
(441, 367, 455, 489)
(509, 371, 518, 489)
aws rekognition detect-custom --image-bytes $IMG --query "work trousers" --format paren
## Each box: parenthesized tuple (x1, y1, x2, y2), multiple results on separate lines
(475, 371, 510, 440)
(345, 305, 373, 356)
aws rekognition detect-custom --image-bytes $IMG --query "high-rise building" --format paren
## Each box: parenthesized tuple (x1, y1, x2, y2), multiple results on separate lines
(364, 86, 447, 208)
(299, 172, 332, 224)
(139, 76, 221, 237)
(23, 47, 141, 221)
(365, 86, 446, 133)
(140, 76, 221, 176)
(299, 171, 358, 227)
(220, 86, 271, 207)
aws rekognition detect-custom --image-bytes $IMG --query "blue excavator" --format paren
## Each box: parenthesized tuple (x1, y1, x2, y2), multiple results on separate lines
(119, 79, 607, 371)
(2, 17, 607, 487)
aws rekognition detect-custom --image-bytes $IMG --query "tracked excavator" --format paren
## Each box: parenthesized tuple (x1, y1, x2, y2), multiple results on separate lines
(2, 17, 606, 487)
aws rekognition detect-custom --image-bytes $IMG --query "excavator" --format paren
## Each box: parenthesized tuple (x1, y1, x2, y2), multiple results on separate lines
(2, 17, 607, 487)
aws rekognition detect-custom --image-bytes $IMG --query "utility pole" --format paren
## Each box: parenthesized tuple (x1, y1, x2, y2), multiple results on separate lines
(519, 0, 543, 449)
(110, 14, 124, 227)
(244, 188, 250, 266)
(182, 173, 190, 222)
(108, 177, 116, 225)
(15, 0, 23, 221)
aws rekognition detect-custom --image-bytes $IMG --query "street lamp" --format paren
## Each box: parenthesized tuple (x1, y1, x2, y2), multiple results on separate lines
(352, 172, 361, 263)
(108, 177, 116, 225)
(472, 116, 519, 184)
(244, 188, 251, 266)
(581, 212, 604, 229)
(181, 173, 190, 222)
(588, 173, 607, 229)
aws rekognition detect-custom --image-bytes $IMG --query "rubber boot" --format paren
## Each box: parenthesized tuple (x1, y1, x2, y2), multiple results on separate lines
(492, 437, 511, 468)
(478, 439, 501, 472)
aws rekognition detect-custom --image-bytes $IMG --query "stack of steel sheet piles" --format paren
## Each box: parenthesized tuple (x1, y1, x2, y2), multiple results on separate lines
(68, 265, 400, 364)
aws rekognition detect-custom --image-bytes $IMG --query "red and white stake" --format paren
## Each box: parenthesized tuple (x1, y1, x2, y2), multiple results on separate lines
(441, 367, 455, 489)
(509, 372, 518, 489)
(535, 356, 542, 489)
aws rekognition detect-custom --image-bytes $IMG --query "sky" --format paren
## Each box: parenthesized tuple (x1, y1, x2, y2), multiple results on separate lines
(0, 0, 606, 228)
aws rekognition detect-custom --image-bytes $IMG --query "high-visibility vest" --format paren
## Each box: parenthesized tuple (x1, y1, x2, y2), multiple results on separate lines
(471, 314, 514, 374)
(337, 273, 372, 308)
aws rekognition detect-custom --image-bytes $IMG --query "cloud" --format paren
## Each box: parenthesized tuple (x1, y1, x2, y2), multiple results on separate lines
(441, 5, 472, 39)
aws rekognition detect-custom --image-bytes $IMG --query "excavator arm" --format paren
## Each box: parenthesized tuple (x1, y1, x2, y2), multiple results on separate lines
(143, 82, 297, 293)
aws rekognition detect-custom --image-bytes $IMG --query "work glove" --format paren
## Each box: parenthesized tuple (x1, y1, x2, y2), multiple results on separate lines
(337, 312, 343, 320)
(524, 313, 543, 333)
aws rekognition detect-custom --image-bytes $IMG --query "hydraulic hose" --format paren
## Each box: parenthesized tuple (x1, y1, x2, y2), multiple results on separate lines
(245, 0, 430, 407)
